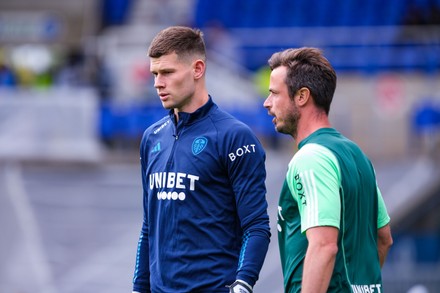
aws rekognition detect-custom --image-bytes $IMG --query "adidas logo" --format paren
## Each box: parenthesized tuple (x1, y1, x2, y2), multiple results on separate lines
(151, 142, 161, 153)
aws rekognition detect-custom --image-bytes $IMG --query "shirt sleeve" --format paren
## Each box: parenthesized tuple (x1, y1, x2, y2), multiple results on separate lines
(376, 186, 391, 228)
(133, 135, 151, 293)
(286, 143, 341, 233)
(224, 124, 271, 287)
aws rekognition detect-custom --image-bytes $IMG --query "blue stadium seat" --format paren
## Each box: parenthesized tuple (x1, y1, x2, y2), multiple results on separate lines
(265, 0, 285, 27)
(194, 0, 212, 28)
(217, 0, 238, 28)
(412, 99, 440, 136)
(382, 0, 408, 25)
(192, 0, 438, 73)
(399, 45, 429, 72)
(337, 0, 362, 26)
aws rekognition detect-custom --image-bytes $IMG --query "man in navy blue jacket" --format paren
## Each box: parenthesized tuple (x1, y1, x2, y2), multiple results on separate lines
(132, 26, 271, 293)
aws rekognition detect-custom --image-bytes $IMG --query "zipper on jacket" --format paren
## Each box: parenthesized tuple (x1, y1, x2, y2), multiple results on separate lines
(167, 120, 183, 167)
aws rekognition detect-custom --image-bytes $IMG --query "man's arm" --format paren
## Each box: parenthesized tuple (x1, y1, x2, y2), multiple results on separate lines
(376, 186, 392, 267)
(132, 139, 151, 292)
(287, 145, 341, 292)
(132, 228, 150, 292)
(303, 226, 339, 293)
(226, 126, 271, 288)
(377, 224, 393, 267)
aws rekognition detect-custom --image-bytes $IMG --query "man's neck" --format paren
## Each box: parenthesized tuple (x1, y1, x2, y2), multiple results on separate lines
(295, 112, 331, 146)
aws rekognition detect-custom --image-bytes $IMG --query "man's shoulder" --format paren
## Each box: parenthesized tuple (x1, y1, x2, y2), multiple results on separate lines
(144, 115, 172, 135)
(209, 107, 253, 133)
(296, 143, 334, 159)
(292, 143, 339, 174)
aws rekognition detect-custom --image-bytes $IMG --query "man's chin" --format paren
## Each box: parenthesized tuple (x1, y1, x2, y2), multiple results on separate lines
(161, 102, 174, 109)
(275, 125, 290, 136)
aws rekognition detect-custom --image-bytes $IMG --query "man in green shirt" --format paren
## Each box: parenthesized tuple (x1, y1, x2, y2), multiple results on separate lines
(263, 47, 393, 292)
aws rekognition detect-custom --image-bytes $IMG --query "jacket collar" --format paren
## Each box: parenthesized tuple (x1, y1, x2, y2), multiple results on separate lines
(168, 96, 216, 125)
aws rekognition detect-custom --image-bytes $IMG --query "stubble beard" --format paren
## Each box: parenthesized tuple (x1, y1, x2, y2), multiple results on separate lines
(277, 109, 300, 138)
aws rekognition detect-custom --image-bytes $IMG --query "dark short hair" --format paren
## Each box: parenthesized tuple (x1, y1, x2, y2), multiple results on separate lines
(148, 26, 206, 61)
(268, 47, 337, 115)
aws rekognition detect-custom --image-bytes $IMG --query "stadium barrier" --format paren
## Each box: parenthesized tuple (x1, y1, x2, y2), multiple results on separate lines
(0, 88, 102, 163)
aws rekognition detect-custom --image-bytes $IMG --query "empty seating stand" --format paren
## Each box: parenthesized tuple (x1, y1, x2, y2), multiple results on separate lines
(194, 0, 440, 74)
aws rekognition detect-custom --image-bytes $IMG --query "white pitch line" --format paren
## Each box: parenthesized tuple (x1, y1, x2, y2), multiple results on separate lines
(4, 162, 57, 293)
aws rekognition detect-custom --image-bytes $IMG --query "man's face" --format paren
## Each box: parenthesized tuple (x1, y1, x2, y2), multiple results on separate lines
(263, 66, 300, 137)
(150, 52, 196, 112)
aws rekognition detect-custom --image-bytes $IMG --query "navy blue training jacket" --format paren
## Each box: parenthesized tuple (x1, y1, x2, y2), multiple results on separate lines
(133, 97, 271, 293)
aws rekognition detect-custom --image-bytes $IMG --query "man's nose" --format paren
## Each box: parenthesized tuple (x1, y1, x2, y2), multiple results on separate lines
(154, 76, 164, 88)
(263, 97, 271, 108)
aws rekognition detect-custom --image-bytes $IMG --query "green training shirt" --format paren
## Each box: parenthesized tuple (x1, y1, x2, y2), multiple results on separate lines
(277, 128, 390, 293)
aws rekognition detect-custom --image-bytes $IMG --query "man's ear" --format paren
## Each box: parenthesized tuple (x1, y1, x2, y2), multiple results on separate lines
(193, 59, 205, 79)
(297, 87, 311, 106)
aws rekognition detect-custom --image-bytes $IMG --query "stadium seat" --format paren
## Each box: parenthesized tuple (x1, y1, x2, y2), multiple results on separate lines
(192, 0, 439, 73)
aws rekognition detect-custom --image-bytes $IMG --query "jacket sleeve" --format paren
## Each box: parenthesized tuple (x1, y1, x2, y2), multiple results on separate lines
(133, 134, 151, 292)
(225, 125, 271, 287)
